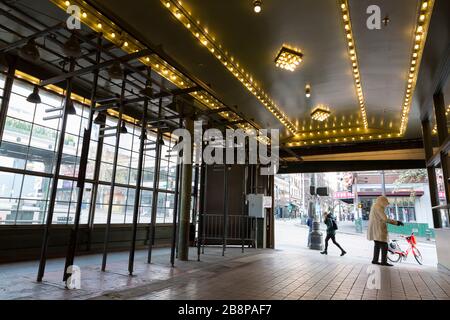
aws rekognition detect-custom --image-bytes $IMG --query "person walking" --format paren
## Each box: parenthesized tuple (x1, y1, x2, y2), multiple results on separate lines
(320, 212, 346, 256)
(367, 196, 404, 266)
(306, 214, 313, 247)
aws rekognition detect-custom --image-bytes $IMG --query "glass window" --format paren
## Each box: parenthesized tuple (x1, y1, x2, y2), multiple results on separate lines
(0, 76, 184, 226)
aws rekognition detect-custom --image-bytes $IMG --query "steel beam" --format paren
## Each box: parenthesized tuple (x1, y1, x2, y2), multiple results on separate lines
(40, 49, 151, 86)
(152, 86, 202, 99)
(0, 22, 64, 53)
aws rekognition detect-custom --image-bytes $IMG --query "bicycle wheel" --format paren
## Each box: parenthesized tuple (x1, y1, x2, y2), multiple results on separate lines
(412, 247, 423, 265)
(387, 250, 401, 263)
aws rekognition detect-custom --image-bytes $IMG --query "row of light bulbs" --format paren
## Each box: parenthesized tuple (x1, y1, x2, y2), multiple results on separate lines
(289, 0, 434, 146)
(399, 0, 434, 134)
(160, 0, 298, 135)
(340, 0, 368, 129)
(55, 0, 256, 134)
(287, 132, 400, 147)
(56, 0, 434, 147)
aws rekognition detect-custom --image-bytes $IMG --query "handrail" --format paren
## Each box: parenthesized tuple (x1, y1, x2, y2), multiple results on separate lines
(432, 204, 450, 210)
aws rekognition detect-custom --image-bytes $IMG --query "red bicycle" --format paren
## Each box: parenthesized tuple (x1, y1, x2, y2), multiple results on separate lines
(387, 232, 423, 265)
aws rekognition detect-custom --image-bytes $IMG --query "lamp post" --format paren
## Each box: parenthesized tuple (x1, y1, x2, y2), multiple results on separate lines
(308, 173, 323, 250)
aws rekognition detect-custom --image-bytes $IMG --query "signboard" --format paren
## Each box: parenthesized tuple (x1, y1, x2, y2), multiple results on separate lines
(263, 196, 272, 208)
(334, 191, 354, 199)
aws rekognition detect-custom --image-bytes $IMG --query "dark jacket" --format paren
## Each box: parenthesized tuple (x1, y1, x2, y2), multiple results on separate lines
(324, 214, 336, 235)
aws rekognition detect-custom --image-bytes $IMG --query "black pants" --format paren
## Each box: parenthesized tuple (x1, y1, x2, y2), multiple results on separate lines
(324, 234, 345, 252)
(373, 241, 388, 263)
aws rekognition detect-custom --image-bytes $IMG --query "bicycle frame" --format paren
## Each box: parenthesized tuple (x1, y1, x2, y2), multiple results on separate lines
(389, 233, 417, 259)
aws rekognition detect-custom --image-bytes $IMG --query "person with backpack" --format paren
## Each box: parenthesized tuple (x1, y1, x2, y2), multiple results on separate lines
(320, 211, 346, 256)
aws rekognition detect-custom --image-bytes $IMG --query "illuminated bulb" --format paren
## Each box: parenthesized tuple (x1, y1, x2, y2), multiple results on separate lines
(124, 41, 129, 47)
(97, 22, 102, 29)
(253, 0, 262, 13)
(422, 2, 428, 10)
(65, 1, 70, 6)
(111, 32, 116, 38)
(305, 84, 311, 98)
(82, 12, 87, 18)
(166, 2, 171, 8)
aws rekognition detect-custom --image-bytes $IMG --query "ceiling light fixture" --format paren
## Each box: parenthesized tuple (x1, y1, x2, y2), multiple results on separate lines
(108, 61, 123, 79)
(94, 112, 107, 125)
(158, 0, 297, 134)
(120, 121, 128, 134)
(19, 39, 40, 62)
(26, 85, 42, 104)
(62, 34, 82, 58)
(50, 0, 256, 137)
(311, 105, 331, 122)
(274, 45, 303, 72)
(305, 84, 311, 98)
(65, 99, 77, 115)
(253, 0, 262, 13)
(339, 0, 368, 129)
(399, 0, 434, 135)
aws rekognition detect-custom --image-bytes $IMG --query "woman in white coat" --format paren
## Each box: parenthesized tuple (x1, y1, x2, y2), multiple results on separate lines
(367, 196, 404, 266)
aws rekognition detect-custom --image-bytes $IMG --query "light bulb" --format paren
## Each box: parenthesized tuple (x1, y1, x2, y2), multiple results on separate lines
(253, 0, 262, 13)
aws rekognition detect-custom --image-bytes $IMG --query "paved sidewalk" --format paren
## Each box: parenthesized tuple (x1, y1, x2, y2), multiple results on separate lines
(275, 219, 438, 267)
(0, 221, 445, 300)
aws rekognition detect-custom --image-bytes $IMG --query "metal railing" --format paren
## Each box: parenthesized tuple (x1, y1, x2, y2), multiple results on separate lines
(197, 213, 258, 256)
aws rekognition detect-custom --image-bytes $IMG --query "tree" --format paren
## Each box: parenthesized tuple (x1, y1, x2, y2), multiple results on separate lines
(394, 169, 428, 184)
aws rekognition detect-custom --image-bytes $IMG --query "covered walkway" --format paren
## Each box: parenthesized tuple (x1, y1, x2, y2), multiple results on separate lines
(1, 230, 449, 300)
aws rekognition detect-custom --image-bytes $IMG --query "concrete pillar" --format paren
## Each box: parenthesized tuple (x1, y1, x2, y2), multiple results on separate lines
(177, 117, 194, 261)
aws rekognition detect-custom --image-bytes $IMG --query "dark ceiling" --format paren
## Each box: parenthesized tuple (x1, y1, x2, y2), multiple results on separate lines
(87, 0, 427, 141)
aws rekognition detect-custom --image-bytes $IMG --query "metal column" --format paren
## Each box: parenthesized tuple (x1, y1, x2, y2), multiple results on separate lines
(147, 97, 163, 263)
(86, 121, 105, 250)
(63, 36, 102, 281)
(170, 118, 183, 267)
(222, 165, 229, 256)
(101, 73, 127, 272)
(128, 93, 148, 275)
(177, 117, 194, 261)
(0, 55, 17, 142)
(422, 119, 441, 228)
(434, 92, 450, 205)
(197, 157, 206, 261)
(37, 59, 75, 282)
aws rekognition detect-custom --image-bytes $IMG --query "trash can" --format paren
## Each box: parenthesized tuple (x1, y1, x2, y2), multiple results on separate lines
(425, 229, 432, 241)
(355, 217, 363, 233)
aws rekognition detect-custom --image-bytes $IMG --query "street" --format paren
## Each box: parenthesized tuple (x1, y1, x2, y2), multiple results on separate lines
(275, 219, 438, 267)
